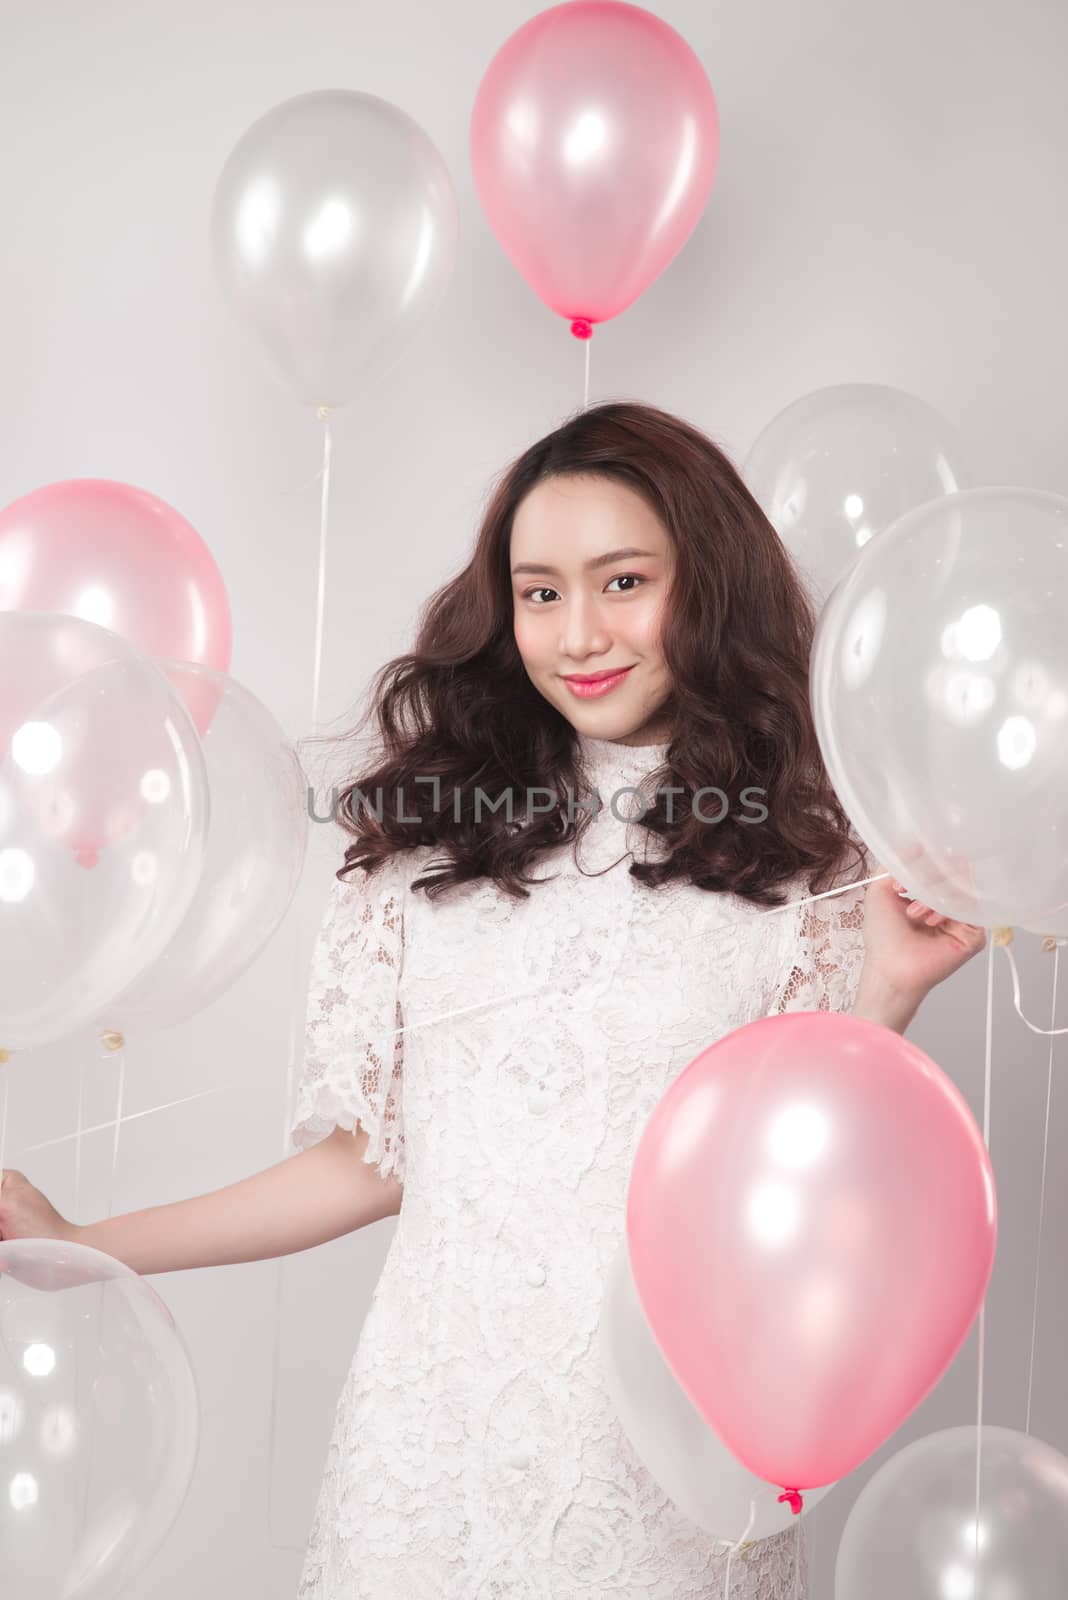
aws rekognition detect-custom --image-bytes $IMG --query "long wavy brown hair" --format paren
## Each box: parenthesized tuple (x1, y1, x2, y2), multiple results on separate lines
(311, 399, 866, 909)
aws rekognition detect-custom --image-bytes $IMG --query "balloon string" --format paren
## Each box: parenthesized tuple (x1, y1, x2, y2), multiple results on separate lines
(267, 402, 336, 1552)
(13, 1087, 230, 1157)
(70, 986, 120, 1260)
(995, 937, 1068, 1034)
(280, 464, 326, 496)
(570, 317, 593, 406)
(719, 1482, 802, 1597)
(264, 914, 308, 1551)
(82, 1035, 124, 1553)
(974, 932, 995, 1582)
(721, 1493, 758, 1596)
(1025, 942, 1060, 1435)
(106, 1040, 127, 1222)
(0, 1059, 9, 1191)
(74, 1053, 86, 1219)
(309, 405, 334, 736)
(0, 879, 1058, 1167)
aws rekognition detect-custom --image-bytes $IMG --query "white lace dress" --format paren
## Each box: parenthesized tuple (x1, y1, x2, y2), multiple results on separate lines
(289, 731, 868, 1599)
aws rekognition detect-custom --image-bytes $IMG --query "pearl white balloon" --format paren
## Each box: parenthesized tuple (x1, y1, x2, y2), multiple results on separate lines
(599, 1239, 833, 1547)
(211, 89, 459, 408)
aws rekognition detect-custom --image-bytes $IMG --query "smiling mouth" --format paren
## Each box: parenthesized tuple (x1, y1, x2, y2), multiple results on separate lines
(561, 666, 636, 684)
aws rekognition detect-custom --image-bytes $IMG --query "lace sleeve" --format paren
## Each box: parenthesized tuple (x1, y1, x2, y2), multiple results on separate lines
(289, 852, 408, 1182)
(771, 873, 868, 1016)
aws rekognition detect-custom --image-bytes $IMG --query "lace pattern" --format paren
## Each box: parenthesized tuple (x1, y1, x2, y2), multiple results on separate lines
(772, 874, 868, 1015)
(290, 733, 866, 1597)
(290, 851, 407, 1183)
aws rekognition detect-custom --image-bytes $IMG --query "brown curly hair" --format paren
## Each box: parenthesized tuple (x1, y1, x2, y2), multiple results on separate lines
(308, 399, 866, 909)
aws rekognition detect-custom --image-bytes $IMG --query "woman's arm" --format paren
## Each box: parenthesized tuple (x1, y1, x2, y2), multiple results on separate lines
(69, 1125, 402, 1275)
(850, 964, 921, 1034)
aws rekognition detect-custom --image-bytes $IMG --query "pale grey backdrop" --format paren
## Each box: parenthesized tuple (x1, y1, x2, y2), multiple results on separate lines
(1, 0, 1065, 1594)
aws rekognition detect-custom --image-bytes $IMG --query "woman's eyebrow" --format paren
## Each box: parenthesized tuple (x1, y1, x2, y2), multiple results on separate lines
(511, 546, 661, 577)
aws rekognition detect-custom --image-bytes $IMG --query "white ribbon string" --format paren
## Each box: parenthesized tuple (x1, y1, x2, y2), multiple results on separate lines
(1025, 942, 1060, 1434)
(309, 406, 333, 743)
(996, 938, 1068, 1035)
(973, 932, 996, 1581)
(721, 1494, 759, 1594)
(106, 1043, 127, 1223)
(280, 463, 326, 496)
(74, 1052, 86, 1218)
(14, 1087, 231, 1159)
(0, 1067, 8, 1189)
(267, 403, 335, 1550)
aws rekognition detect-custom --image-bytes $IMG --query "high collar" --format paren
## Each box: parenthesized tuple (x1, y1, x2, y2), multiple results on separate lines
(574, 731, 671, 792)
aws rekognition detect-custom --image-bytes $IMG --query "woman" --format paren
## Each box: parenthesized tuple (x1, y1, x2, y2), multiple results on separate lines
(288, 399, 986, 1597)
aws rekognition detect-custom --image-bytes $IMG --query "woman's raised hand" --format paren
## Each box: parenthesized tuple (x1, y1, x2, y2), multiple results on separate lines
(0, 1167, 78, 1244)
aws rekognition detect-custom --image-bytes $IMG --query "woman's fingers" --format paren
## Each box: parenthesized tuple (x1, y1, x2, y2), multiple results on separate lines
(889, 878, 988, 937)
(887, 878, 947, 927)
(891, 881, 947, 927)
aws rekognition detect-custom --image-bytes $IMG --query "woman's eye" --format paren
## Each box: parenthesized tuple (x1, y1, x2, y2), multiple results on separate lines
(521, 574, 646, 604)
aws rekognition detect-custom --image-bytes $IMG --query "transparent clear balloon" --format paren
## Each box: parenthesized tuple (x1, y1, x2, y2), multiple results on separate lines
(97, 661, 308, 1036)
(0, 1237, 199, 1599)
(811, 486, 1068, 931)
(0, 613, 209, 1052)
(835, 1425, 1068, 1599)
(599, 1239, 833, 1546)
(744, 382, 970, 611)
(211, 89, 459, 409)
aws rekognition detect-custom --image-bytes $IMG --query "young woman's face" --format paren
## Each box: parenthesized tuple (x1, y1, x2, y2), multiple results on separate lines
(510, 473, 676, 746)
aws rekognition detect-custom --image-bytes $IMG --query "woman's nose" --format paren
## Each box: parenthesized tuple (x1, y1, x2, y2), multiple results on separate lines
(560, 602, 609, 655)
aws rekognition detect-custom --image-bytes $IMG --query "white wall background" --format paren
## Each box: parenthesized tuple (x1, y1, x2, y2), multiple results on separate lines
(2, 0, 1066, 1594)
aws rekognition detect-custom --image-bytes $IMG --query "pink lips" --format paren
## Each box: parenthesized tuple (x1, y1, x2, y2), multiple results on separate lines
(562, 665, 635, 698)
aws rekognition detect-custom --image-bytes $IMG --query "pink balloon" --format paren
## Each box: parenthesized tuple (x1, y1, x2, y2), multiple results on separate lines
(470, 0, 719, 333)
(0, 479, 231, 731)
(626, 1012, 997, 1497)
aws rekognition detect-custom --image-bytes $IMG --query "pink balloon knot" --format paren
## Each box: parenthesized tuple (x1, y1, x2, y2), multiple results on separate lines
(569, 318, 593, 340)
(73, 843, 99, 870)
(777, 1488, 804, 1516)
